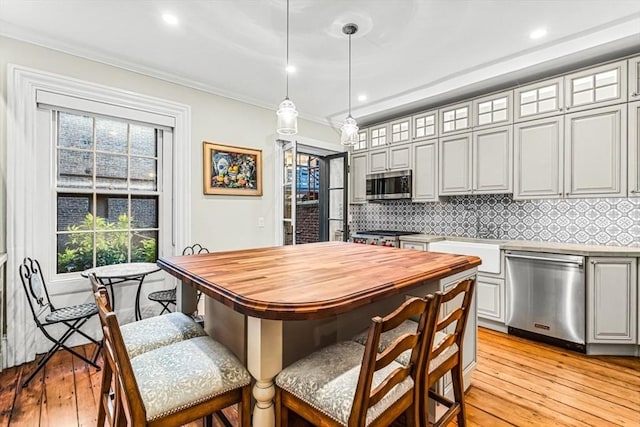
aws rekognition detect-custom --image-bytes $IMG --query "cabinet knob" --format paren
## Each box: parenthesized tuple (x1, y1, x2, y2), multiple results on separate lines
(566, 106, 571, 111)
(558, 108, 563, 112)
(632, 92, 638, 97)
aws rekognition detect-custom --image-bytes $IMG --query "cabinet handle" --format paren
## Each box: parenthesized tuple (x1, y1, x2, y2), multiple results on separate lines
(565, 106, 571, 111)
(631, 190, 638, 193)
(558, 108, 563, 112)
(632, 92, 638, 97)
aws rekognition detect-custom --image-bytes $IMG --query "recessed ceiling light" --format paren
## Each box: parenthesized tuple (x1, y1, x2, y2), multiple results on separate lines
(286, 65, 296, 74)
(162, 13, 179, 26)
(530, 28, 547, 40)
(357, 94, 367, 102)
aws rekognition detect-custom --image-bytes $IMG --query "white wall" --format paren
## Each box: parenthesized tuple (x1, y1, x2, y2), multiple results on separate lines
(0, 35, 341, 254)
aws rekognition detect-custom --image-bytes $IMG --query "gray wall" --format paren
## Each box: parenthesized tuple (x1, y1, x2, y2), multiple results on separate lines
(351, 195, 640, 247)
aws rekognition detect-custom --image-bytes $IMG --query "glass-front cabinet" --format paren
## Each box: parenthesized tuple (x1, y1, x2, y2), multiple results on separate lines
(369, 123, 389, 148)
(389, 117, 411, 144)
(564, 60, 627, 113)
(514, 77, 564, 122)
(439, 101, 472, 136)
(413, 110, 438, 141)
(351, 129, 368, 152)
(473, 91, 513, 130)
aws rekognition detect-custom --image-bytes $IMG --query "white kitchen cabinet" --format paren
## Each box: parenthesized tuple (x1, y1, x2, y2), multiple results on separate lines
(629, 101, 640, 196)
(476, 276, 504, 322)
(439, 132, 472, 195)
(514, 77, 564, 122)
(439, 126, 511, 196)
(389, 117, 411, 144)
(587, 257, 637, 344)
(564, 104, 627, 198)
(413, 110, 438, 141)
(351, 128, 368, 152)
(400, 241, 428, 251)
(369, 123, 389, 149)
(412, 139, 438, 202)
(564, 60, 627, 113)
(629, 55, 640, 101)
(513, 116, 564, 199)
(349, 152, 367, 204)
(440, 101, 472, 136)
(473, 90, 513, 130)
(368, 143, 412, 173)
(473, 125, 512, 194)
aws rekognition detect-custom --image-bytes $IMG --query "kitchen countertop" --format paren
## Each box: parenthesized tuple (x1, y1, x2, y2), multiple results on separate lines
(399, 234, 640, 257)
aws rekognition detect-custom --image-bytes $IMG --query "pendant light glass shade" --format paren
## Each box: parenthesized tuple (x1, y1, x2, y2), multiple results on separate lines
(276, 0, 298, 135)
(341, 23, 359, 146)
(340, 115, 359, 145)
(277, 97, 299, 135)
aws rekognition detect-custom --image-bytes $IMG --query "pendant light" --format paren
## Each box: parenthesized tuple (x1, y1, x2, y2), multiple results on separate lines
(276, 0, 298, 135)
(340, 23, 359, 146)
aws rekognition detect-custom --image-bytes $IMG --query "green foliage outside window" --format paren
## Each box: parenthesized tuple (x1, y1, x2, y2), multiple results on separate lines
(57, 213, 157, 273)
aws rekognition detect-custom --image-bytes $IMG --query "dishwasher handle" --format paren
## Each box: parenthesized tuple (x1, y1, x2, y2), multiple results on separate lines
(505, 252, 584, 266)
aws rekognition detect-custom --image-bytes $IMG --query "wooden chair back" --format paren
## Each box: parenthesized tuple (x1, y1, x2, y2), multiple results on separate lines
(349, 295, 437, 426)
(95, 286, 147, 425)
(426, 278, 476, 383)
(182, 243, 209, 255)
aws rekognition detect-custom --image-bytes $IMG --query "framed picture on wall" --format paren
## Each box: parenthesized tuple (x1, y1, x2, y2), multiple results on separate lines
(203, 141, 262, 196)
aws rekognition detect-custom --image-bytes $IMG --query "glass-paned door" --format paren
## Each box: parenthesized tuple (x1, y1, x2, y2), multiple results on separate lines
(320, 152, 348, 242)
(282, 140, 296, 245)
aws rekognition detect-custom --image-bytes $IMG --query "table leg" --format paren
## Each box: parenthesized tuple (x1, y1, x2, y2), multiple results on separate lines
(134, 276, 147, 321)
(247, 317, 282, 427)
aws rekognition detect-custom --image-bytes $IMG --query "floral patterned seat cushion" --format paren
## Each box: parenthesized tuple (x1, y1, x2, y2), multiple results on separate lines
(351, 320, 454, 367)
(120, 312, 206, 359)
(130, 336, 251, 422)
(276, 341, 413, 426)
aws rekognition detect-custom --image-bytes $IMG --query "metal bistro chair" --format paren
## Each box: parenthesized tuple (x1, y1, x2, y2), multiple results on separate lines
(147, 244, 209, 315)
(19, 257, 101, 387)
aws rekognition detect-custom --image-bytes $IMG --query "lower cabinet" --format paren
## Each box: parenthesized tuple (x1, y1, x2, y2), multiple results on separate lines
(476, 275, 504, 323)
(400, 240, 428, 251)
(587, 257, 637, 344)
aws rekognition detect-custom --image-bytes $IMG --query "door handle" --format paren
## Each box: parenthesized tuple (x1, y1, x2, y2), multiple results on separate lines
(505, 253, 584, 266)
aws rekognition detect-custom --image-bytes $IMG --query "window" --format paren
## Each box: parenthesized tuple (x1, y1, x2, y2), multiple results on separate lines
(55, 111, 161, 273)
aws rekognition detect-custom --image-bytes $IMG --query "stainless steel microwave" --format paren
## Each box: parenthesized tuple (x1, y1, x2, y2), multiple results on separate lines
(366, 170, 412, 201)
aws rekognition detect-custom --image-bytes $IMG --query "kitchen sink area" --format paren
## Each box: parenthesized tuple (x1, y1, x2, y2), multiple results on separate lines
(428, 239, 502, 274)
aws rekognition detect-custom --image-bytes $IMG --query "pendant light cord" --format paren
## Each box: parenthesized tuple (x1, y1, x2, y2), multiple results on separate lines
(348, 32, 352, 116)
(286, 0, 290, 99)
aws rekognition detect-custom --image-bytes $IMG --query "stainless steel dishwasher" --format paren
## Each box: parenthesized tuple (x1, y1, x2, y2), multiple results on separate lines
(505, 250, 586, 352)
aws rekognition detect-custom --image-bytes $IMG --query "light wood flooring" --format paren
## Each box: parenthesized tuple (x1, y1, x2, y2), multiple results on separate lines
(1, 327, 638, 426)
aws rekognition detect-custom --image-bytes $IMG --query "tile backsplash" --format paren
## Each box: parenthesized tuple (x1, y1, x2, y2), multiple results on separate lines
(350, 195, 640, 247)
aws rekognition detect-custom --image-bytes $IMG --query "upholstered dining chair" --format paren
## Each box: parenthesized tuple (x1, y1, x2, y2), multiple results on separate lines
(147, 243, 209, 314)
(94, 286, 252, 427)
(275, 295, 437, 427)
(19, 257, 101, 387)
(351, 278, 476, 427)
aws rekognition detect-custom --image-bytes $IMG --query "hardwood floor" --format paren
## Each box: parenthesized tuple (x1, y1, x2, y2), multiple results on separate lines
(1, 327, 638, 426)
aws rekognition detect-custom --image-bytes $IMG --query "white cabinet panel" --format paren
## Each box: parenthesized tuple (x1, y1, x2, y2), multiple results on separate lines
(630, 55, 640, 101)
(400, 241, 428, 251)
(514, 77, 564, 122)
(565, 60, 627, 112)
(349, 153, 367, 204)
(368, 148, 388, 173)
(473, 125, 512, 194)
(477, 276, 504, 322)
(439, 133, 472, 195)
(564, 105, 627, 198)
(629, 101, 640, 196)
(587, 258, 637, 344)
(368, 143, 411, 173)
(513, 116, 564, 199)
(412, 139, 438, 202)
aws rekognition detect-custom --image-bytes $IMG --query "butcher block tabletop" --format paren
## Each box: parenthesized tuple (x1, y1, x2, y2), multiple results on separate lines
(157, 241, 480, 320)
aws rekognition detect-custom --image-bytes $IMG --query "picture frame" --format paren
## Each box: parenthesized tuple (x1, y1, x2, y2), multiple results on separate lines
(203, 141, 262, 196)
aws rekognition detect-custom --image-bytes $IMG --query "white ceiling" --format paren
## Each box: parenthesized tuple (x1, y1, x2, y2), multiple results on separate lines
(1, 0, 640, 129)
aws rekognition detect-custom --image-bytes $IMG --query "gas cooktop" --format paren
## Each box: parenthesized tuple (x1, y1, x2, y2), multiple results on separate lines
(354, 230, 416, 236)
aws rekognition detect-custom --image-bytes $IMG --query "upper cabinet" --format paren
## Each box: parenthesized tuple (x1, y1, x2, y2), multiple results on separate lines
(412, 138, 438, 202)
(349, 152, 367, 204)
(629, 55, 640, 101)
(351, 129, 368, 152)
(473, 91, 513, 130)
(369, 123, 389, 149)
(440, 101, 472, 136)
(514, 77, 564, 122)
(472, 125, 513, 194)
(413, 110, 438, 141)
(389, 117, 411, 144)
(564, 60, 627, 113)
(628, 101, 640, 196)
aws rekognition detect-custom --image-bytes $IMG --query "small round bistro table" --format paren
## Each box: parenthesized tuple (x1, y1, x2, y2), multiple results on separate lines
(82, 262, 161, 321)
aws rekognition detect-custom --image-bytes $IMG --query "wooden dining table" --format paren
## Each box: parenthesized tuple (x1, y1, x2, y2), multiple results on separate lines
(157, 241, 480, 427)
